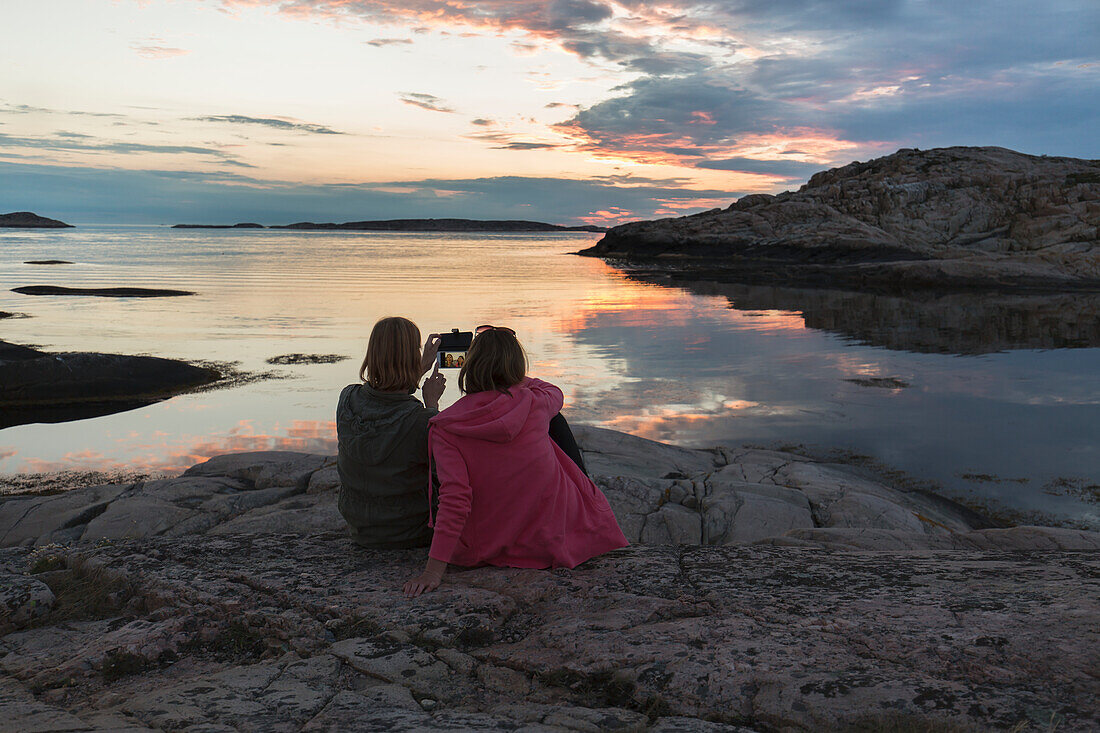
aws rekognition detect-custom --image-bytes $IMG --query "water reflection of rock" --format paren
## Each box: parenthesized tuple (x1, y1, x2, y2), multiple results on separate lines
(638, 275, 1100, 354)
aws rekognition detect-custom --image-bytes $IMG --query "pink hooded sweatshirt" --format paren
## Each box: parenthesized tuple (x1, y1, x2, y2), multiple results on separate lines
(427, 377, 628, 569)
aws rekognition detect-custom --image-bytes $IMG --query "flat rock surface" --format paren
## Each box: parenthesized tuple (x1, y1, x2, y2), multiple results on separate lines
(0, 537, 1096, 731)
(1, 427, 1098, 730)
(582, 146, 1100, 292)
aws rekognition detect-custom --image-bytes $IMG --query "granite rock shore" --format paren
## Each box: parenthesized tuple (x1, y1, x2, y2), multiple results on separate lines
(1, 427, 1097, 731)
(581, 146, 1100, 292)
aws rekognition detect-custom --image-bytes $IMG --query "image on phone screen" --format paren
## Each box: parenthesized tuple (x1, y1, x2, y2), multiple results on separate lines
(437, 330, 473, 369)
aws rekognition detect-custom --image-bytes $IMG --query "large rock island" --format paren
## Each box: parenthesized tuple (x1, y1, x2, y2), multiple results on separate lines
(1, 428, 1097, 730)
(582, 147, 1100, 292)
(0, 211, 72, 228)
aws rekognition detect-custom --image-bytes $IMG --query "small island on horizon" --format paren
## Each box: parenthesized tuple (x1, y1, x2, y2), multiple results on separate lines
(0, 211, 73, 228)
(172, 218, 607, 233)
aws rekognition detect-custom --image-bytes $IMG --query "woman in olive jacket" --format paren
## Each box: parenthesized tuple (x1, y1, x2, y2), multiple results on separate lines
(336, 316, 446, 548)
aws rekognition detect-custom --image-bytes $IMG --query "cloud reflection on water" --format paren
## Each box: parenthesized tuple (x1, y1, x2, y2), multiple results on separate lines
(7, 420, 337, 476)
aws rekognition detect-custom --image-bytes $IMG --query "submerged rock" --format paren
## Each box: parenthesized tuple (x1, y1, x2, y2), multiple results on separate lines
(12, 285, 194, 297)
(266, 353, 350, 365)
(582, 146, 1100, 292)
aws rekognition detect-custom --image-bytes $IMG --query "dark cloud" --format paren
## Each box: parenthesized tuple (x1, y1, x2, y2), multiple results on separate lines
(557, 74, 791, 159)
(493, 141, 560, 150)
(555, 0, 1100, 162)
(695, 157, 823, 177)
(0, 132, 250, 166)
(622, 51, 709, 76)
(192, 114, 344, 135)
(399, 92, 456, 113)
(466, 130, 562, 150)
(364, 37, 413, 47)
(0, 102, 122, 118)
(470, 118, 495, 126)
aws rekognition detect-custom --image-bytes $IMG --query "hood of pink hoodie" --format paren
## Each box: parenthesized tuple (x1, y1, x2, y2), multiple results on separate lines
(429, 386, 534, 442)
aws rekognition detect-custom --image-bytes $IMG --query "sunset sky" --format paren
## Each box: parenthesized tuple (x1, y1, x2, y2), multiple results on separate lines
(2, 0, 1097, 225)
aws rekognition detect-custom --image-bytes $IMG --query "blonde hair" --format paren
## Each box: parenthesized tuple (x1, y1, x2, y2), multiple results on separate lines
(361, 316, 421, 392)
(459, 328, 527, 394)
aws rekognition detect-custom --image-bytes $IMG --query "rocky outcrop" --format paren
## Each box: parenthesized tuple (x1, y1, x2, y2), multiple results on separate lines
(0, 340, 222, 429)
(2, 428, 1098, 731)
(582, 147, 1100, 292)
(0, 211, 72, 228)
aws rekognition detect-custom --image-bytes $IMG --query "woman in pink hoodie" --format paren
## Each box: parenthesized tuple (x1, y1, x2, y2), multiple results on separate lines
(403, 326, 628, 597)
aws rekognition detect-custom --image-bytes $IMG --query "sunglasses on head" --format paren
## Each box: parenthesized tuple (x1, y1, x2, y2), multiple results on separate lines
(475, 324, 516, 336)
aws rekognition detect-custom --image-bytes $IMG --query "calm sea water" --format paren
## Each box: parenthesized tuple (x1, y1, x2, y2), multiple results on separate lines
(1, 225, 1098, 527)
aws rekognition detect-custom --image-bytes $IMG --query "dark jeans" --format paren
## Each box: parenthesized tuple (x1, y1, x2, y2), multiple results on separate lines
(549, 412, 588, 476)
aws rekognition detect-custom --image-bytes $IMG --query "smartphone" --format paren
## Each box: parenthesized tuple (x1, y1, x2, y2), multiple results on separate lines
(437, 329, 473, 369)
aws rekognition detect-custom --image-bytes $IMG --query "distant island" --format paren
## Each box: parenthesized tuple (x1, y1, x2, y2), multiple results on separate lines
(172, 222, 264, 229)
(173, 218, 606, 232)
(0, 211, 73, 228)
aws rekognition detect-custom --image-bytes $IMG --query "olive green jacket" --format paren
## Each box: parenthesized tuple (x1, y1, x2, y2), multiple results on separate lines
(336, 383, 435, 548)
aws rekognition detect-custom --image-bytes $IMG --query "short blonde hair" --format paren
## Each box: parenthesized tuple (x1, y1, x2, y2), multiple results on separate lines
(361, 316, 421, 392)
(459, 328, 526, 394)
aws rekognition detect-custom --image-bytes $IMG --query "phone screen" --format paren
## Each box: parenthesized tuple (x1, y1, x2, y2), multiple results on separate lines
(437, 330, 473, 369)
(438, 351, 467, 369)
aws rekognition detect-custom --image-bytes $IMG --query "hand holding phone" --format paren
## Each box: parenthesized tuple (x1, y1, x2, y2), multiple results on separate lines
(420, 333, 441, 376)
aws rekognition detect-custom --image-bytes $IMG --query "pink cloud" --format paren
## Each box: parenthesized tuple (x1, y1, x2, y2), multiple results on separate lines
(132, 44, 191, 59)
